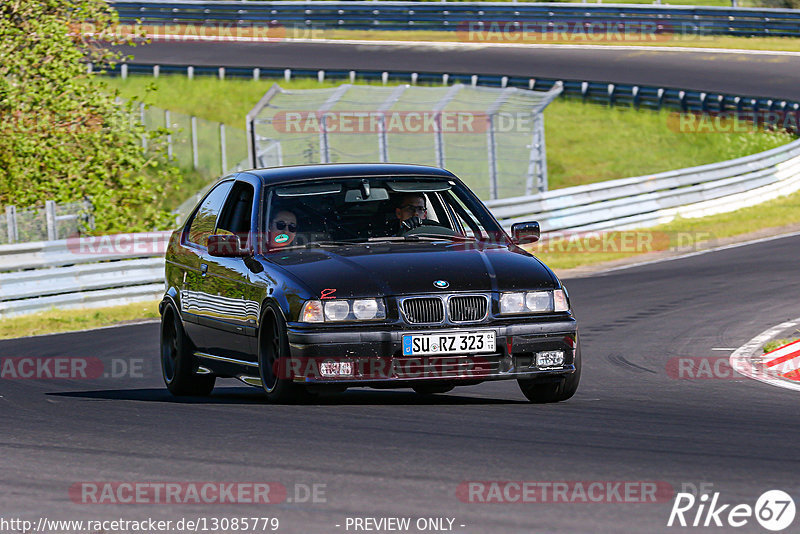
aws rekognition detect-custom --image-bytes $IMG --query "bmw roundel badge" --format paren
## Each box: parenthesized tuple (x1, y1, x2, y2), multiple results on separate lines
(433, 280, 449, 289)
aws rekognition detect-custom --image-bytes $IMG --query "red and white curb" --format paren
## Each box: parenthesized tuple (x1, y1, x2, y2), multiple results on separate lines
(730, 318, 800, 392)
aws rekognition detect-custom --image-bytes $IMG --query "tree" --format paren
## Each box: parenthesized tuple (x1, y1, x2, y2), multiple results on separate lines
(0, 0, 179, 232)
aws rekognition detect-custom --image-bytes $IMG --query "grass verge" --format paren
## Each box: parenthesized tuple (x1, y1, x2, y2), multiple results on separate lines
(0, 301, 160, 340)
(301, 31, 800, 52)
(103, 75, 794, 193)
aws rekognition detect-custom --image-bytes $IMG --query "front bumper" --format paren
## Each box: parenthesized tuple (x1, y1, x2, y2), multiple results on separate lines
(285, 319, 578, 385)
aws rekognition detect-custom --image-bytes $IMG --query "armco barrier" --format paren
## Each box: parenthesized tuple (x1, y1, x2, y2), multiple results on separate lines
(2, 137, 800, 317)
(0, 234, 169, 318)
(110, 1, 800, 38)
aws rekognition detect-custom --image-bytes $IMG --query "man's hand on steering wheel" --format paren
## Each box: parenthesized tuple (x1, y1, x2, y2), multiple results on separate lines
(398, 215, 422, 233)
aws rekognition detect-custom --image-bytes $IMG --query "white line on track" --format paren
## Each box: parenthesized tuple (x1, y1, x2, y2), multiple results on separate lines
(141, 34, 800, 57)
(711, 348, 737, 351)
(730, 318, 800, 393)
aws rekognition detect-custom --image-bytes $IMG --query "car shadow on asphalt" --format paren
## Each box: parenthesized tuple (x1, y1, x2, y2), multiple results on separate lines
(48, 387, 526, 405)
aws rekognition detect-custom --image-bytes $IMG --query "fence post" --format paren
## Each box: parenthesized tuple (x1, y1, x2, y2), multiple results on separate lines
(191, 116, 199, 169)
(5, 205, 17, 244)
(153, 65, 160, 78)
(220, 123, 228, 172)
(165, 109, 173, 160)
(188, 66, 194, 80)
(45, 200, 57, 241)
(121, 64, 128, 80)
(253, 67, 260, 81)
(486, 114, 499, 200)
(140, 102, 147, 150)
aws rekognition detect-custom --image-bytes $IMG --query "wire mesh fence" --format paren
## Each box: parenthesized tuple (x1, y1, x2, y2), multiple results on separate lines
(248, 82, 562, 200)
(136, 102, 249, 177)
(1, 201, 94, 245)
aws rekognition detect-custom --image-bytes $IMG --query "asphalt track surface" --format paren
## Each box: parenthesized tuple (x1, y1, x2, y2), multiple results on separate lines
(115, 40, 800, 101)
(2, 234, 800, 532)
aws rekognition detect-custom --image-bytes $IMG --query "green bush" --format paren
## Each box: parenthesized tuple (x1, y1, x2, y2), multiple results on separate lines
(0, 0, 179, 233)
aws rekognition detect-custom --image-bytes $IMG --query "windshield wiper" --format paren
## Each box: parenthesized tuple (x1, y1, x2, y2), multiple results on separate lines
(410, 233, 476, 242)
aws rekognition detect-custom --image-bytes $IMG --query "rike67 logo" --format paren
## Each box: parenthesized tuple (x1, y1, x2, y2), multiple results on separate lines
(668, 490, 795, 531)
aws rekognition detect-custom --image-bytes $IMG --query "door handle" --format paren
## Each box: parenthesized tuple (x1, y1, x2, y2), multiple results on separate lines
(200, 263, 208, 276)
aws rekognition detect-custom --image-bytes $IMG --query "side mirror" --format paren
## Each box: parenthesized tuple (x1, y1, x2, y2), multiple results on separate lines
(208, 234, 248, 257)
(511, 221, 540, 244)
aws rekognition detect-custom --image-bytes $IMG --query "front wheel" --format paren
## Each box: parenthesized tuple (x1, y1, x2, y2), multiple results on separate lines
(518, 337, 581, 403)
(161, 305, 215, 396)
(258, 303, 311, 404)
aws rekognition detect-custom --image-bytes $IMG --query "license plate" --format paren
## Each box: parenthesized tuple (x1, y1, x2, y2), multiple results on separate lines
(402, 331, 496, 356)
(536, 351, 565, 367)
(319, 361, 353, 378)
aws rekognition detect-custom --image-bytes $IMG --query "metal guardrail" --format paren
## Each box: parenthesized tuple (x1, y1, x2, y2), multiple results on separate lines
(111, 1, 800, 38)
(486, 137, 800, 231)
(2, 136, 799, 317)
(0, 234, 169, 318)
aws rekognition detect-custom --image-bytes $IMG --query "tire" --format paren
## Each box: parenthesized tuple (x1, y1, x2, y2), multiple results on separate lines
(518, 336, 582, 404)
(258, 303, 310, 404)
(161, 304, 216, 396)
(412, 384, 455, 395)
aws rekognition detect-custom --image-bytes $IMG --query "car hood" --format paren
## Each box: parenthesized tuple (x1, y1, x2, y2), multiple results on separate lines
(264, 241, 557, 298)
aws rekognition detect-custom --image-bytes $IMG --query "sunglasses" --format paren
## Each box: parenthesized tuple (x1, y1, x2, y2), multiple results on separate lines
(272, 220, 297, 232)
(401, 205, 427, 215)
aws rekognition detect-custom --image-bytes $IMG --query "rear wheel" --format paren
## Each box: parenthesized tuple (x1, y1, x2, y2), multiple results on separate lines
(412, 384, 455, 395)
(161, 305, 215, 396)
(518, 337, 581, 403)
(258, 303, 311, 404)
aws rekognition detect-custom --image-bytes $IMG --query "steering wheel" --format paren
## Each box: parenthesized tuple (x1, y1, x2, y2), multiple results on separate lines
(397, 218, 460, 238)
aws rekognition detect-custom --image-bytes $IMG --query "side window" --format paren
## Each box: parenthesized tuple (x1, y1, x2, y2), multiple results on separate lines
(216, 182, 255, 247)
(187, 181, 234, 247)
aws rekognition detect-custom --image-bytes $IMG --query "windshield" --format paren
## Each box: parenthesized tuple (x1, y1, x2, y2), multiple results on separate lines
(262, 176, 506, 251)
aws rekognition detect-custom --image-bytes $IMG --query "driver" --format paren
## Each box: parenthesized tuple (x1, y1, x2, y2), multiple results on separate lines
(394, 193, 428, 231)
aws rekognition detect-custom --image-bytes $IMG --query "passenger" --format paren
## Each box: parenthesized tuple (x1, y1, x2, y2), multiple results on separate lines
(268, 208, 298, 249)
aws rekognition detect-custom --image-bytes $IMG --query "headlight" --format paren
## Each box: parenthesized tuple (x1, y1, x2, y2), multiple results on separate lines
(324, 300, 350, 321)
(353, 299, 380, 320)
(499, 290, 569, 315)
(499, 292, 525, 314)
(300, 299, 386, 323)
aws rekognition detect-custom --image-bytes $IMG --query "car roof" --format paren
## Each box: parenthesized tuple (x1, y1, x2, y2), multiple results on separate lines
(240, 163, 458, 185)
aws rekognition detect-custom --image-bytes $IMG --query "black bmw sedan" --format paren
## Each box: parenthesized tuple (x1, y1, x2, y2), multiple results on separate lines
(160, 163, 580, 403)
